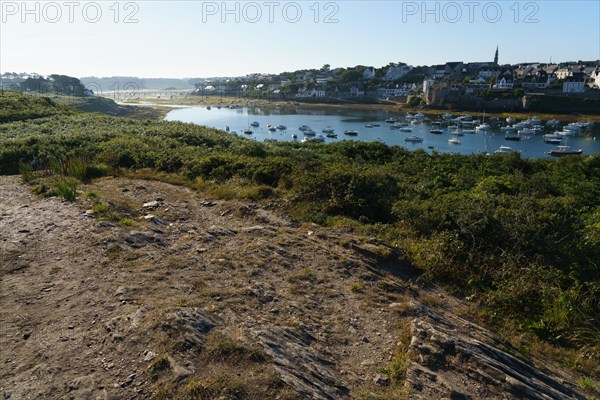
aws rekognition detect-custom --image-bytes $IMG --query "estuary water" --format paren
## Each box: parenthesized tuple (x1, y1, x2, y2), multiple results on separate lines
(164, 106, 600, 158)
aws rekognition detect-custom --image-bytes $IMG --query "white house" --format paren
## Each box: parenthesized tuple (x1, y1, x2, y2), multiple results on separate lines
(377, 87, 410, 97)
(563, 73, 586, 93)
(363, 67, 376, 80)
(478, 69, 500, 79)
(383, 65, 412, 81)
(469, 77, 487, 84)
(350, 86, 365, 96)
(296, 89, 326, 98)
(494, 74, 514, 90)
(555, 68, 573, 80)
(522, 71, 550, 89)
(432, 66, 446, 79)
(589, 67, 600, 88)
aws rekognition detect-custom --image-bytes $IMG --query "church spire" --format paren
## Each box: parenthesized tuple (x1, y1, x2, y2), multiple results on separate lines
(494, 46, 499, 65)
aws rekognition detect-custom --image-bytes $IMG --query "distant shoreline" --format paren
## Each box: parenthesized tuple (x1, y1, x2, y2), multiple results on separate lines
(120, 95, 600, 124)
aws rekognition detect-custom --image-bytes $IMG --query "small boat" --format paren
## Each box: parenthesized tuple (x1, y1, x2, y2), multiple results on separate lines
(250, 121, 260, 127)
(225, 126, 230, 131)
(371, 123, 381, 127)
(390, 122, 408, 129)
(518, 128, 534, 135)
(344, 130, 359, 136)
(546, 146, 583, 157)
(264, 138, 278, 143)
(475, 123, 491, 131)
(299, 124, 311, 131)
(302, 135, 326, 143)
(494, 145, 518, 154)
(430, 129, 444, 134)
(447, 125, 459, 130)
(500, 126, 516, 131)
(322, 127, 335, 134)
(543, 134, 563, 144)
(448, 138, 461, 145)
(206, 106, 211, 110)
(411, 119, 420, 125)
(506, 116, 516, 124)
(243, 129, 253, 135)
(558, 130, 576, 137)
(546, 119, 560, 127)
(563, 124, 581, 133)
(385, 118, 398, 123)
(415, 112, 425, 118)
(505, 133, 521, 141)
(405, 135, 423, 143)
(462, 129, 475, 134)
(325, 132, 338, 138)
(303, 129, 316, 136)
(442, 113, 453, 120)
(365, 123, 375, 128)
(451, 130, 464, 136)
(291, 134, 298, 139)
(545, 138, 563, 144)
(399, 127, 413, 132)
(277, 125, 287, 130)
(267, 125, 277, 132)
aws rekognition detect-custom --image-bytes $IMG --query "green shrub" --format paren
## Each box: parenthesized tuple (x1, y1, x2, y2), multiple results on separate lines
(53, 177, 78, 201)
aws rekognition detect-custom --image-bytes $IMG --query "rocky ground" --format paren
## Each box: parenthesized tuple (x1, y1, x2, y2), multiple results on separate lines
(0, 175, 590, 399)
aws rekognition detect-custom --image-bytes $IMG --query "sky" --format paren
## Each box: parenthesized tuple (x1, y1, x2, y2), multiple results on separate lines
(1, 1, 599, 78)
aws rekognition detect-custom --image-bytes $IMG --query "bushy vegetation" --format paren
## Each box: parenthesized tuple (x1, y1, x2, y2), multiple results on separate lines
(1, 92, 599, 369)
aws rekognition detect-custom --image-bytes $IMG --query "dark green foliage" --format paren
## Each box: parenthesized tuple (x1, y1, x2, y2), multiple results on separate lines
(0, 91, 77, 123)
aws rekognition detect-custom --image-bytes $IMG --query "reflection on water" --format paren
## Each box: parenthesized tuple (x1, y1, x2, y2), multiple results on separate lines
(164, 106, 600, 158)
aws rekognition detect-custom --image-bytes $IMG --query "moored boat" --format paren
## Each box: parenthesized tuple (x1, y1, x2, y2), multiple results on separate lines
(546, 146, 583, 157)
(405, 135, 423, 143)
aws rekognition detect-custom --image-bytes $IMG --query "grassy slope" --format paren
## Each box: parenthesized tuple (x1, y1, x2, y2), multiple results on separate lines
(1, 92, 598, 376)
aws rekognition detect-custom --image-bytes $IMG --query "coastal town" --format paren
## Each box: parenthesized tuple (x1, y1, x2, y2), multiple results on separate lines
(186, 49, 600, 112)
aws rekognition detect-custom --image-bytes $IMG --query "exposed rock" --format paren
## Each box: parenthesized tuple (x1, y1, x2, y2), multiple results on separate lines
(206, 225, 236, 237)
(405, 307, 586, 400)
(161, 308, 220, 352)
(241, 320, 347, 400)
(123, 231, 164, 248)
(142, 200, 160, 209)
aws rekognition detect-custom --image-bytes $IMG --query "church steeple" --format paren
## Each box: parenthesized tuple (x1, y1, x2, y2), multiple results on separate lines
(494, 46, 499, 65)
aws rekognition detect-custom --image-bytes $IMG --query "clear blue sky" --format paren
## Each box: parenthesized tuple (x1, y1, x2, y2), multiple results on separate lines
(1, 1, 599, 78)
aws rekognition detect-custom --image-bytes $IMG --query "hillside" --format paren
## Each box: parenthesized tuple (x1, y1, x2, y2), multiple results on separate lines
(0, 92, 598, 398)
(0, 175, 591, 399)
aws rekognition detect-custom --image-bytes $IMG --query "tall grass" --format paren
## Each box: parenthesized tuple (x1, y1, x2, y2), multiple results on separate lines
(53, 177, 78, 201)
(18, 160, 35, 183)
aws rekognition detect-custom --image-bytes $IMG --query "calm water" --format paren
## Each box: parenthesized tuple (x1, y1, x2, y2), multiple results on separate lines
(164, 106, 600, 158)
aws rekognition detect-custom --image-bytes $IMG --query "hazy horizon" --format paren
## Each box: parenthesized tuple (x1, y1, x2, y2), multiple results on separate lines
(2, 1, 599, 78)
